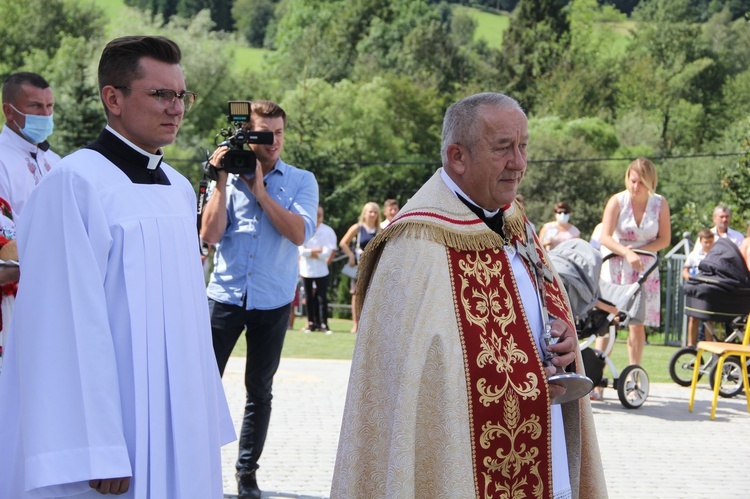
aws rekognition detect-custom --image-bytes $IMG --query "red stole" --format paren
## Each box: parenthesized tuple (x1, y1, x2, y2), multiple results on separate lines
(447, 238, 574, 499)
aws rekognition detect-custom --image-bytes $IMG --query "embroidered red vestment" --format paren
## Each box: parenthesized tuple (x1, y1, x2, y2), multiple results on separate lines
(447, 235, 574, 499)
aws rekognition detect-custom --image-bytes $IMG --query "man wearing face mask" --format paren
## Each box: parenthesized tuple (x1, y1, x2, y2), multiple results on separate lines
(0, 72, 60, 217)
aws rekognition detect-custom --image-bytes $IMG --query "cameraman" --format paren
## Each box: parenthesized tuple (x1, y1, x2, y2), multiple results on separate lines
(200, 100, 318, 499)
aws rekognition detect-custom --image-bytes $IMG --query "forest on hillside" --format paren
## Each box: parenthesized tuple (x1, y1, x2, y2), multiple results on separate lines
(1, 0, 749, 246)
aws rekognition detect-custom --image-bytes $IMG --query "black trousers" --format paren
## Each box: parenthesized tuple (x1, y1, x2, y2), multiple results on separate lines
(303, 275, 330, 328)
(208, 298, 291, 473)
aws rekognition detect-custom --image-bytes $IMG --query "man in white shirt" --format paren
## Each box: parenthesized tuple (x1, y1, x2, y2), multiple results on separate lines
(706, 205, 743, 247)
(298, 206, 337, 333)
(0, 72, 61, 217)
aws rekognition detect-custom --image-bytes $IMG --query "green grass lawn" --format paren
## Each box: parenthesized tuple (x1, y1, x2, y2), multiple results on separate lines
(232, 317, 679, 384)
(231, 316, 358, 360)
(233, 45, 268, 73)
(605, 334, 678, 384)
(91, 0, 129, 18)
(593, 20, 634, 58)
(454, 5, 509, 50)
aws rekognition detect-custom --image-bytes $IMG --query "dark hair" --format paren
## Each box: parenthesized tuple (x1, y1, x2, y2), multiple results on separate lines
(383, 199, 398, 209)
(698, 228, 714, 240)
(2, 72, 50, 104)
(554, 202, 571, 214)
(251, 100, 286, 128)
(98, 36, 182, 93)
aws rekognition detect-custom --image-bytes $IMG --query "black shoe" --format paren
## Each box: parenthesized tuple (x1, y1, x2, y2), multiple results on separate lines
(237, 470, 261, 499)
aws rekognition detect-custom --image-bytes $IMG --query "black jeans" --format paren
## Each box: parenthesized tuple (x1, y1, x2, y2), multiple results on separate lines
(303, 275, 330, 328)
(208, 298, 291, 474)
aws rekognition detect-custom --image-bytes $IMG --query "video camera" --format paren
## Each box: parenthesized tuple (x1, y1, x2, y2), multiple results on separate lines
(206, 101, 274, 178)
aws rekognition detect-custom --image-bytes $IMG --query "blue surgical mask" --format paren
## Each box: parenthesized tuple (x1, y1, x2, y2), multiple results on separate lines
(10, 104, 54, 144)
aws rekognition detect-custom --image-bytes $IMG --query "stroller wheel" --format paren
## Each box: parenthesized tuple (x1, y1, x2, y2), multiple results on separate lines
(668, 347, 710, 387)
(708, 355, 749, 398)
(616, 365, 649, 409)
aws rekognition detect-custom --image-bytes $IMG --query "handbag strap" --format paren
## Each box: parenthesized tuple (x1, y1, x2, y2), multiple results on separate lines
(355, 224, 362, 261)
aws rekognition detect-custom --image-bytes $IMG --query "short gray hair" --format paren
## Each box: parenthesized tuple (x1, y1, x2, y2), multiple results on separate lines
(713, 204, 731, 217)
(440, 92, 524, 165)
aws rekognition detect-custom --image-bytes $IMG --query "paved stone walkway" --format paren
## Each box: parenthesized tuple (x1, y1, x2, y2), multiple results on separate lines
(221, 357, 750, 498)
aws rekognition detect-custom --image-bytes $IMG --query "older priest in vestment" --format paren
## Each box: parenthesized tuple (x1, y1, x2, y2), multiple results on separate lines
(331, 93, 606, 499)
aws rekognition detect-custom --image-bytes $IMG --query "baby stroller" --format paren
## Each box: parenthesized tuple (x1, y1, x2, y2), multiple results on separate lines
(548, 239, 659, 409)
(670, 238, 750, 397)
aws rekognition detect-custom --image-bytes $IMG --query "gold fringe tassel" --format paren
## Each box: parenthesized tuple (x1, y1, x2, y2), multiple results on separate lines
(355, 200, 530, 315)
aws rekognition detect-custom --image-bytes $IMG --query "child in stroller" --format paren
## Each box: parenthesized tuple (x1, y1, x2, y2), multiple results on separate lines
(548, 238, 659, 409)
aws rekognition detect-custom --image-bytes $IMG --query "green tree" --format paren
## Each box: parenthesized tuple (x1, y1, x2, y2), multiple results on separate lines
(267, 0, 355, 85)
(497, 0, 571, 112)
(521, 116, 621, 234)
(534, 0, 625, 119)
(616, 0, 716, 152)
(470, 0, 520, 10)
(233, 0, 278, 47)
(697, 9, 750, 135)
(352, 1, 468, 92)
(127, 0, 234, 31)
(279, 76, 444, 237)
(721, 129, 750, 223)
(0, 0, 104, 78)
(269, 0, 488, 93)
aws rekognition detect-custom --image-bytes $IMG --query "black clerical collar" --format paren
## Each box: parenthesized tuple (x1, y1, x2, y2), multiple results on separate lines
(456, 194, 505, 238)
(85, 128, 170, 185)
(38, 140, 51, 152)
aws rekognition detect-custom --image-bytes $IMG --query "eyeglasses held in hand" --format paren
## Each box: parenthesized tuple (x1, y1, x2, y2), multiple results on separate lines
(115, 87, 198, 111)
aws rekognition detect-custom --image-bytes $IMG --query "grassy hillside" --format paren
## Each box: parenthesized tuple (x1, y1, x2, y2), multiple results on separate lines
(91, 0, 269, 71)
(454, 5, 510, 50)
(596, 20, 635, 57)
(90, 1, 630, 72)
(234, 45, 268, 73)
(91, 0, 130, 19)
(91, 1, 512, 70)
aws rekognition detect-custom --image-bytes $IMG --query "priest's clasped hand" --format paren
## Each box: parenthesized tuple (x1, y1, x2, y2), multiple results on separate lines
(543, 319, 577, 402)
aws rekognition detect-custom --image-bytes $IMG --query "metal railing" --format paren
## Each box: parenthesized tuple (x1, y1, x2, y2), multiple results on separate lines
(663, 233, 693, 346)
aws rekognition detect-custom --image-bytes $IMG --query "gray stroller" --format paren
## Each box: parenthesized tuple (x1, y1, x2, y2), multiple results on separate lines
(548, 239, 659, 409)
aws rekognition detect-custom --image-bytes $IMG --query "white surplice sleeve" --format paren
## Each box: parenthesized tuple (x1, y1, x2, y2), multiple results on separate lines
(13, 167, 132, 495)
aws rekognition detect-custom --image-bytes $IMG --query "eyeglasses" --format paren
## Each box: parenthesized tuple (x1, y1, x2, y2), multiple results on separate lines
(115, 87, 197, 111)
(555, 210, 569, 214)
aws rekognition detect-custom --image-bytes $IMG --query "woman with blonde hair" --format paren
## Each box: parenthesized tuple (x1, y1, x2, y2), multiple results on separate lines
(598, 158, 671, 377)
(339, 202, 381, 333)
